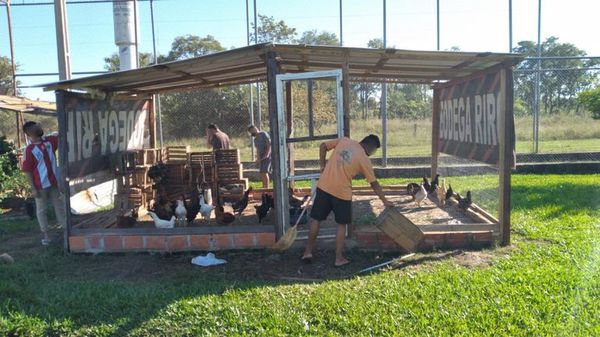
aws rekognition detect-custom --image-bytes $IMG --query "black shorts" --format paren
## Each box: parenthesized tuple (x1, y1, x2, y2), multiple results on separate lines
(310, 188, 352, 224)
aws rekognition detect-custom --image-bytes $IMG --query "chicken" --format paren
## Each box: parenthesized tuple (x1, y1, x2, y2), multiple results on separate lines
(202, 188, 213, 207)
(147, 162, 169, 184)
(414, 183, 428, 207)
(255, 193, 274, 223)
(116, 208, 138, 228)
(436, 178, 447, 206)
(147, 211, 175, 229)
(422, 177, 431, 194)
(149, 195, 174, 220)
(289, 188, 309, 208)
(199, 195, 215, 221)
(215, 200, 235, 225)
(406, 183, 420, 201)
(186, 189, 201, 224)
(445, 184, 454, 201)
(232, 187, 253, 215)
(174, 197, 187, 227)
(457, 191, 472, 211)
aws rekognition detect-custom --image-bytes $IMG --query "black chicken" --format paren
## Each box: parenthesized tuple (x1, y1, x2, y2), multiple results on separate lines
(445, 184, 454, 201)
(232, 187, 253, 215)
(430, 174, 440, 193)
(255, 193, 274, 223)
(289, 189, 309, 208)
(116, 208, 138, 228)
(456, 191, 472, 211)
(422, 177, 432, 194)
(186, 188, 201, 224)
(147, 162, 169, 184)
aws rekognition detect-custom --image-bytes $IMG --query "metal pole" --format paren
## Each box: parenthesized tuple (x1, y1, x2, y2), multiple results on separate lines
(436, 0, 440, 51)
(5, 0, 21, 148)
(339, 0, 343, 46)
(150, 0, 163, 147)
(534, 0, 541, 153)
(253, 0, 261, 129)
(246, 0, 255, 160)
(381, 0, 387, 167)
(53, 0, 72, 80)
(133, 0, 139, 68)
(508, 0, 513, 52)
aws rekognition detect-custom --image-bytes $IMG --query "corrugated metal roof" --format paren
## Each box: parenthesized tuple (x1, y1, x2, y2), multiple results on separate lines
(41, 43, 521, 95)
(0, 94, 56, 114)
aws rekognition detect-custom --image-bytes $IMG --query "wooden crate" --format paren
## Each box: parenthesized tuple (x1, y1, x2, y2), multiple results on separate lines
(135, 148, 161, 166)
(189, 151, 213, 166)
(214, 149, 240, 164)
(216, 163, 243, 180)
(375, 207, 424, 252)
(164, 163, 188, 183)
(164, 146, 189, 164)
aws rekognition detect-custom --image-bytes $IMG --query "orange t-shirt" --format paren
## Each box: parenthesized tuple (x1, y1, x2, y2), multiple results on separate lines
(317, 137, 377, 200)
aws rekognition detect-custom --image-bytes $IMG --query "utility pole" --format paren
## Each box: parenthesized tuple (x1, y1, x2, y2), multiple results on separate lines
(253, 0, 261, 129)
(54, 0, 72, 80)
(381, 0, 388, 167)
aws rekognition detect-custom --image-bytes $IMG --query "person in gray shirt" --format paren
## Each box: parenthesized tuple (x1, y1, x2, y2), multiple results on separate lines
(248, 125, 271, 188)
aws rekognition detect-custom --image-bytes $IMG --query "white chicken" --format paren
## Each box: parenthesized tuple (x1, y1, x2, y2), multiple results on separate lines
(414, 183, 428, 207)
(147, 211, 175, 229)
(199, 195, 215, 221)
(175, 198, 187, 227)
(203, 188, 213, 207)
(437, 178, 447, 206)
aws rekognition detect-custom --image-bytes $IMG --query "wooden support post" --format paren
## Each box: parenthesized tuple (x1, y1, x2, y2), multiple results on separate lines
(307, 79, 314, 138)
(342, 55, 351, 137)
(498, 68, 512, 246)
(15, 111, 21, 149)
(431, 88, 441, 179)
(266, 51, 285, 239)
(149, 96, 157, 149)
(285, 81, 295, 189)
(55, 90, 72, 252)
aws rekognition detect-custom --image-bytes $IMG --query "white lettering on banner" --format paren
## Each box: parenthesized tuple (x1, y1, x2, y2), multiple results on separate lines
(440, 92, 499, 146)
(109, 110, 119, 153)
(98, 111, 109, 155)
(66, 104, 148, 163)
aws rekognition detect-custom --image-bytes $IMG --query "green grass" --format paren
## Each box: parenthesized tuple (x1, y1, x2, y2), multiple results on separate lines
(1, 174, 600, 336)
(165, 115, 600, 161)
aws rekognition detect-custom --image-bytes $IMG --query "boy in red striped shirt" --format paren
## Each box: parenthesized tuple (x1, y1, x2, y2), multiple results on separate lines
(21, 121, 66, 246)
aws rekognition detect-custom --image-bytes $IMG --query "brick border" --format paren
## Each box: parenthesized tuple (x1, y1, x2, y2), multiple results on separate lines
(69, 232, 276, 253)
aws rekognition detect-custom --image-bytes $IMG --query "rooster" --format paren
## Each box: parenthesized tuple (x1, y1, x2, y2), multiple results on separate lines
(445, 184, 454, 202)
(149, 195, 174, 220)
(430, 174, 440, 193)
(186, 189, 201, 224)
(232, 187, 253, 215)
(456, 191, 472, 211)
(147, 162, 169, 184)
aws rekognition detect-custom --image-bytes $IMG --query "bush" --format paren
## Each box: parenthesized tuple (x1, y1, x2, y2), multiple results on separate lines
(578, 86, 600, 119)
(0, 136, 29, 201)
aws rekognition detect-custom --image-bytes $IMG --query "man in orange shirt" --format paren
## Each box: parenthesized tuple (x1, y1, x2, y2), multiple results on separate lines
(302, 134, 393, 266)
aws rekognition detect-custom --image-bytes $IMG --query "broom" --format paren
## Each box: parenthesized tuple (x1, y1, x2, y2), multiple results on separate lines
(270, 193, 314, 252)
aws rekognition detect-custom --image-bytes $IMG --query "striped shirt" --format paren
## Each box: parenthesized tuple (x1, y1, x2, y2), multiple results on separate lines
(21, 136, 59, 190)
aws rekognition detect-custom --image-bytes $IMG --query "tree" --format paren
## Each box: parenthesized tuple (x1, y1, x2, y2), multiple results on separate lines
(250, 14, 297, 43)
(296, 30, 339, 46)
(165, 35, 225, 61)
(578, 86, 600, 119)
(513, 36, 597, 115)
(0, 56, 19, 95)
(351, 39, 384, 119)
(103, 52, 154, 72)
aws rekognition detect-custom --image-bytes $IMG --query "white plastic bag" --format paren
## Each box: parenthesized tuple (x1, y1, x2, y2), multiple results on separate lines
(191, 252, 227, 267)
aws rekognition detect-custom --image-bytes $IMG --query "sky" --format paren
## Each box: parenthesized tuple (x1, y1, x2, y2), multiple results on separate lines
(1, 0, 599, 102)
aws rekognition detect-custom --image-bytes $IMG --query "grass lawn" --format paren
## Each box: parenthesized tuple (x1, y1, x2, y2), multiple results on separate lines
(1, 174, 600, 336)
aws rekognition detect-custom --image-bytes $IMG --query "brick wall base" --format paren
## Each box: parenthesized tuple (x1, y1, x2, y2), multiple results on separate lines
(69, 232, 276, 253)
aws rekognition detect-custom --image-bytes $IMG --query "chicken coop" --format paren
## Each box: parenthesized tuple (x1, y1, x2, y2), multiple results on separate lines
(42, 43, 521, 253)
